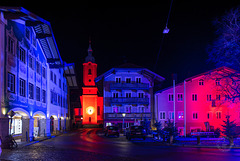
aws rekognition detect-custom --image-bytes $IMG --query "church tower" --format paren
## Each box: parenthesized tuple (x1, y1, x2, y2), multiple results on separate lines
(80, 40, 103, 125)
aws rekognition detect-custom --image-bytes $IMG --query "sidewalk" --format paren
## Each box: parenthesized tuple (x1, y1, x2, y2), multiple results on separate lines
(13, 132, 66, 148)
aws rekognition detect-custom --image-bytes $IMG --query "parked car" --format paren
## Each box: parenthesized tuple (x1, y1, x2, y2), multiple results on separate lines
(105, 126, 120, 137)
(126, 126, 147, 140)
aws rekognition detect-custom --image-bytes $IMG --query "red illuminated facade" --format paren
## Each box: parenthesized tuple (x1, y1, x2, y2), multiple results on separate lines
(155, 67, 240, 136)
(80, 40, 103, 125)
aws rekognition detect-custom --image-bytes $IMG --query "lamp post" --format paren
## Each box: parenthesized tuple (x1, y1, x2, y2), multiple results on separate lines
(122, 113, 126, 131)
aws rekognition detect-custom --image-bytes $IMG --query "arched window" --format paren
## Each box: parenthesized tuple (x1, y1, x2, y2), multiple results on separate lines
(88, 69, 92, 75)
(199, 79, 204, 86)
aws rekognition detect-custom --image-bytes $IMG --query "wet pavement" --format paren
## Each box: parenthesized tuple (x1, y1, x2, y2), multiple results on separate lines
(0, 128, 240, 161)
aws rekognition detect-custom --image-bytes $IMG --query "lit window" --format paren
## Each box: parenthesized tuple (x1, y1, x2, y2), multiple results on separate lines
(178, 111, 184, 120)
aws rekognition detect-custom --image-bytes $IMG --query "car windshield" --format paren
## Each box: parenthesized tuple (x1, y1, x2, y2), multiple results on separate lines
(130, 126, 143, 130)
(108, 126, 118, 130)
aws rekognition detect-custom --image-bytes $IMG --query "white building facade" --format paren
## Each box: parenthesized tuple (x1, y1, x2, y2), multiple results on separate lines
(95, 64, 165, 128)
(0, 7, 71, 141)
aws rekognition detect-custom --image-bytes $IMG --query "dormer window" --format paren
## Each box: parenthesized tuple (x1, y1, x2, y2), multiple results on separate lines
(216, 79, 220, 86)
(199, 79, 204, 86)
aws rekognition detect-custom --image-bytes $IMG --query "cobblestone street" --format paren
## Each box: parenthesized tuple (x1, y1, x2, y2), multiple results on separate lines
(1, 129, 240, 161)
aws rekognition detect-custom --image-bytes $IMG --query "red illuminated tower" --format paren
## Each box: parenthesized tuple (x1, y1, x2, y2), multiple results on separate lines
(80, 40, 103, 125)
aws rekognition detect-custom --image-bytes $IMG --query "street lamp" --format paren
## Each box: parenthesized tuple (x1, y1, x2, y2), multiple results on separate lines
(122, 113, 126, 130)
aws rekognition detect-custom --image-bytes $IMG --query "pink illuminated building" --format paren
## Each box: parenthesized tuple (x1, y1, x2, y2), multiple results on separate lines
(155, 67, 240, 136)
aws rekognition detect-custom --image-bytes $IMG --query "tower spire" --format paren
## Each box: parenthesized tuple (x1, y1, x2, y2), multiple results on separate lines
(85, 37, 95, 63)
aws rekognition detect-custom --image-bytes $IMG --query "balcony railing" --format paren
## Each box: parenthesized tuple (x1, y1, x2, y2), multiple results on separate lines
(111, 97, 149, 105)
(110, 83, 149, 90)
(105, 113, 151, 119)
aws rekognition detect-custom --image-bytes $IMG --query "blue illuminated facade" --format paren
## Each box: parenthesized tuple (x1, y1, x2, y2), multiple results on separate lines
(0, 7, 70, 141)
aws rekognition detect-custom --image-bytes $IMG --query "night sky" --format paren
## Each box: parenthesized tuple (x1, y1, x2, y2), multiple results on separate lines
(2, 1, 240, 88)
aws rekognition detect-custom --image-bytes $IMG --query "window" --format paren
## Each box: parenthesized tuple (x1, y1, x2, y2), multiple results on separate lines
(168, 111, 174, 120)
(178, 93, 183, 101)
(58, 95, 61, 105)
(88, 69, 92, 75)
(126, 106, 131, 113)
(126, 78, 131, 83)
(59, 79, 61, 88)
(192, 94, 197, 101)
(89, 79, 91, 82)
(216, 79, 220, 86)
(115, 77, 121, 83)
(29, 83, 34, 99)
(29, 55, 33, 69)
(207, 94, 212, 101)
(19, 79, 26, 97)
(139, 106, 144, 113)
(216, 111, 222, 119)
(36, 86, 40, 101)
(7, 72, 15, 93)
(216, 94, 221, 101)
(32, 35, 36, 47)
(8, 36, 15, 54)
(36, 61, 40, 74)
(42, 67, 46, 78)
(193, 112, 198, 120)
(19, 47, 26, 63)
(126, 92, 131, 98)
(50, 71, 53, 81)
(113, 92, 119, 98)
(42, 90, 46, 103)
(136, 77, 141, 83)
(51, 91, 57, 105)
(113, 107, 118, 113)
(199, 79, 204, 86)
(54, 74, 56, 84)
(138, 93, 144, 98)
(168, 94, 174, 102)
(178, 111, 184, 120)
(160, 112, 166, 120)
(207, 112, 213, 119)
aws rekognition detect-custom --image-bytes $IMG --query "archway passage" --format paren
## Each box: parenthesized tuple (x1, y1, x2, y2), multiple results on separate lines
(8, 109, 30, 142)
(33, 113, 46, 137)
(50, 115, 58, 133)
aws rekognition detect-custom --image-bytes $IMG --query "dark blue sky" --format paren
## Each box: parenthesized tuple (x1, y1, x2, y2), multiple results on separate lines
(2, 1, 240, 87)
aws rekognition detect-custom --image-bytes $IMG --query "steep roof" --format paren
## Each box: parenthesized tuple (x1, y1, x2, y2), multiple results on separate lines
(156, 66, 238, 93)
(95, 63, 165, 82)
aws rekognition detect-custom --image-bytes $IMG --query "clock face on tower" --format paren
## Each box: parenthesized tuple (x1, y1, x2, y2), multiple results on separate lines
(86, 106, 94, 115)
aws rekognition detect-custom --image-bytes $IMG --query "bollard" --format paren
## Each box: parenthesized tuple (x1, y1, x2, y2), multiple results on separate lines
(197, 136, 200, 145)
